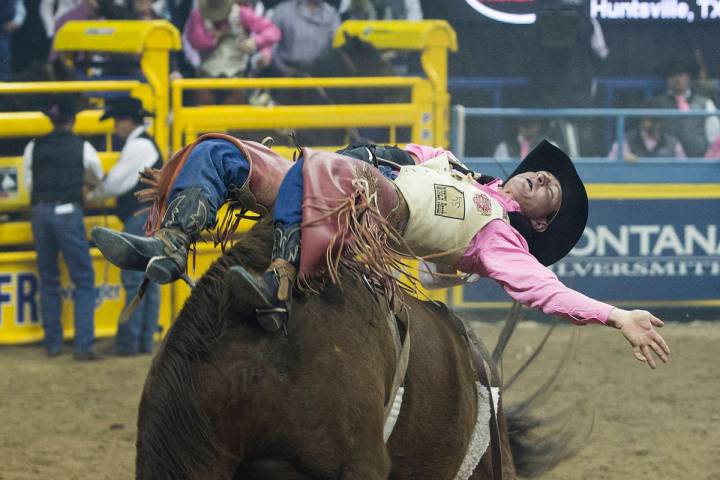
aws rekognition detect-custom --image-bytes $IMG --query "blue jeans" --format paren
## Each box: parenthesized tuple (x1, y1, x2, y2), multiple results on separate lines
(170, 139, 251, 226)
(169, 139, 389, 228)
(31, 203, 96, 353)
(115, 214, 161, 354)
(274, 156, 304, 226)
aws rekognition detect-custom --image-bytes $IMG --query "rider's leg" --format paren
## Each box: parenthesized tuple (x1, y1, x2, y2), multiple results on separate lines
(228, 157, 304, 332)
(92, 139, 250, 283)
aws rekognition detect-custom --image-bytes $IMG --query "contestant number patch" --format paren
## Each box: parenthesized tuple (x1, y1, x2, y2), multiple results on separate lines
(434, 184, 465, 220)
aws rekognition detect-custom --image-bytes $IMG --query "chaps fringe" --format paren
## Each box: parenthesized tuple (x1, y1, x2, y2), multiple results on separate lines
(299, 185, 418, 307)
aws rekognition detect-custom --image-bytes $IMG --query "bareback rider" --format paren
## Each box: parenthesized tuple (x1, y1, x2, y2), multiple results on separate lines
(91, 136, 669, 369)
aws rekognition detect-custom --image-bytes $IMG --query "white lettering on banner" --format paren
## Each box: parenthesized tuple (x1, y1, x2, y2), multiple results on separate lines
(597, 225, 629, 256)
(0, 271, 121, 327)
(552, 260, 720, 278)
(556, 224, 720, 280)
(652, 226, 684, 256)
(697, 0, 720, 18)
(571, 225, 719, 257)
(589, 0, 714, 22)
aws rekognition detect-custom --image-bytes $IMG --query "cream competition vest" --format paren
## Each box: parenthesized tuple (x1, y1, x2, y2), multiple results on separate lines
(393, 153, 509, 266)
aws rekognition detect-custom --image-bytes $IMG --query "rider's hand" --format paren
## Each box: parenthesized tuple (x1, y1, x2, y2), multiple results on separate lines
(607, 308, 670, 369)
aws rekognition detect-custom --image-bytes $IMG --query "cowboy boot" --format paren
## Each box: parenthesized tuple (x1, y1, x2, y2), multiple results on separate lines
(228, 223, 300, 332)
(91, 187, 210, 284)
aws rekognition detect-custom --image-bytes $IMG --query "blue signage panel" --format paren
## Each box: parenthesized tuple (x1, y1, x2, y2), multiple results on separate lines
(457, 198, 720, 307)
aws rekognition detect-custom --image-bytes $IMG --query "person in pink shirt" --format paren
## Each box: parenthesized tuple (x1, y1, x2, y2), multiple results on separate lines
(705, 135, 720, 159)
(184, 0, 280, 103)
(90, 138, 669, 370)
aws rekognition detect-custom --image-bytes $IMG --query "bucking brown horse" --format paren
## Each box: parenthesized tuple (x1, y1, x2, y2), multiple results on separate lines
(135, 223, 577, 479)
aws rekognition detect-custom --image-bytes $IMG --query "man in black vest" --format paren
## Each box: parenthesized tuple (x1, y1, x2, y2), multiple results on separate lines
(23, 97, 104, 360)
(87, 96, 163, 356)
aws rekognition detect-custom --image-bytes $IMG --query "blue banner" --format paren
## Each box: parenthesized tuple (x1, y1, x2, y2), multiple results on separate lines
(456, 198, 720, 308)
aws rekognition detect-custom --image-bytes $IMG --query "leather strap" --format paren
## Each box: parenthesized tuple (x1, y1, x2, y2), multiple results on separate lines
(474, 352, 503, 480)
(383, 309, 410, 423)
(451, 311, 502, 480)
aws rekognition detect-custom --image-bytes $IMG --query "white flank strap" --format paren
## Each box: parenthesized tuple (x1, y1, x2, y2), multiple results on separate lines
(383, 386, 405, 442)
(454, 381, 496, 480)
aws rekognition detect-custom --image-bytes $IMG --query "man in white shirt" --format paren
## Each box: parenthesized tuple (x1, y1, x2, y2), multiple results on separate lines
(87, 96, 163, 356)
(23, 97, 104, 360)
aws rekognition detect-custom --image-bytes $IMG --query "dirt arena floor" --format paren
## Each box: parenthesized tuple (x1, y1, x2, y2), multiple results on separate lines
(1, 319, 718, 480)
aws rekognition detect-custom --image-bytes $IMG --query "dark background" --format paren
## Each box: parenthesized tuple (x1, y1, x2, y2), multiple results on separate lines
(423, 0, 720, 78)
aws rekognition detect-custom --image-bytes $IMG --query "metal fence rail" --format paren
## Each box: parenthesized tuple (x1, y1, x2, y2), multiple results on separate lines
(170, 76, 432, 153)
(452, 105, 720, 163)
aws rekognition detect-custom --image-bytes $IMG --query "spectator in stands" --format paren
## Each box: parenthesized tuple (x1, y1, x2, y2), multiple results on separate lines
(608, 98, 687, 162)
(267, 0, 340, 77)
(0, 0, 25, 81)
(705, 136, 720, 159)
(155, 0, 195, 78)
(338, 0, 422, 20)
(185, 0, 280, 103)
(132, 0, 161, 20)
(39, 0, 80, 38)
(339, 0, 376, 19)
(50, 0, 100, 62)
(54, 0, 129, 33)
(653, 57, 720, 158)
(23, 97, 103, 361)
(51, 0, 144, 78)
(87, 97, 162, 356)
(164, 0, 194, 30)
(493, 118, 547, 161)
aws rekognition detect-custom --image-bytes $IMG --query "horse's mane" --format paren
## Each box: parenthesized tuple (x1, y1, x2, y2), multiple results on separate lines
(136, 222, 274, 479)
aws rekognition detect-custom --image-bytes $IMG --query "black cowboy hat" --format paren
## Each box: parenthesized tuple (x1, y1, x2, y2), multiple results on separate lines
(505, 140, 588, 266)
(100, 96, 153, 122)
(43, 96, 77, 123)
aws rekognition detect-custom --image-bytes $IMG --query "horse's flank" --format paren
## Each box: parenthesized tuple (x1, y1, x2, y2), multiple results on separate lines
(137, 223, 403, 478)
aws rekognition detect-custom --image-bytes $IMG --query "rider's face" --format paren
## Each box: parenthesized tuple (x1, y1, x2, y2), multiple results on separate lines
(503, 171, 562, 232)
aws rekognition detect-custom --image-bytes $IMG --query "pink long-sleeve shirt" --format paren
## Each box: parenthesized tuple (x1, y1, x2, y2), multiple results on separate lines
(185, 5, 281, 57)
(403, 144, 613, 325)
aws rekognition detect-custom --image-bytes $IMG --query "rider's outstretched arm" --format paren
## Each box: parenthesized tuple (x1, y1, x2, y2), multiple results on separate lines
(458, 220, 670, 369)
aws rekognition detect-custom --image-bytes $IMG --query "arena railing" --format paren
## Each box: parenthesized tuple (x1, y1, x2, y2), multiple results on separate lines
(451, 106, 720, 183)
(171, 20, 457, 156)
(171, 76, 432, 155)
(0, 21, 179, 215)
